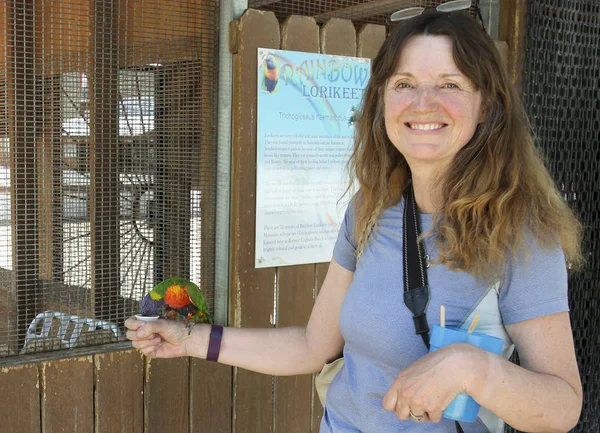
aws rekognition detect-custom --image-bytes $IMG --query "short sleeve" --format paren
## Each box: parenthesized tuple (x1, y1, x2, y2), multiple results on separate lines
(499, 232, 569, 325)
(332, 197, 358, 272)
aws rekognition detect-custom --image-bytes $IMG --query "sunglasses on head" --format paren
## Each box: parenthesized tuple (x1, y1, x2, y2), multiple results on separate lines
(390, 0, 472, 22)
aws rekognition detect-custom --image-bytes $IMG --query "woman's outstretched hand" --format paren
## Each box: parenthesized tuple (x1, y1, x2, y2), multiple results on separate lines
(382, 343, 487, 423)
(125, 317, 198, 359)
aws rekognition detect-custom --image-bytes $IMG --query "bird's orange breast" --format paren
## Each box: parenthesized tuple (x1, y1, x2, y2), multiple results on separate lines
(164, 284, 192, 309)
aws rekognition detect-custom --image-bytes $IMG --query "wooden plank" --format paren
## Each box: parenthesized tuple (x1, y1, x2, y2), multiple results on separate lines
(37, 75, 64, 282)
(95, 350, 144, 433)
(280, 15, 319, 53)
(3, 0, 217, 72)
(190, 360, 233, 432)
(320, 18, 357, 57)
(120, 0, 210, 67)
(274, 265, 314, 433)
(89, 0, 121, 320)
(314, 0, 414, 23)
(37, 0, 90, 61)
(153, 65, 195, 281)
(0, 363, 41, 433)
(313, 19, 357, 430)
(229, 8, 280, 433)
(41, 357, 94, 433)
(273, 15, 320, 433)
(498, 0, 528, 93)
(357, 24, 386, 60)
(0, 3, 5, 66)
(124, 0, 208, 46)
(144, 357, 189, 433)
(197, 0, 219, 306)
(311, 262, 330, 432)
(7, 0, 42, 353)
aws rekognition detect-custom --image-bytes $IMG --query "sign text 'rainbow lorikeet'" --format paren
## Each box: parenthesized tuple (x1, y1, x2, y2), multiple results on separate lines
(140, 277, 213, 324)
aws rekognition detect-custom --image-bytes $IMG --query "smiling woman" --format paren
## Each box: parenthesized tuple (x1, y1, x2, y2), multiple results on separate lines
(383, 35, 483, 190)
(126, 7, 584, 433)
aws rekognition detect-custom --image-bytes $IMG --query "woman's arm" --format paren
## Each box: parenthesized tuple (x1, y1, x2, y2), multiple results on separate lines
(126, 258, 353, 376)
(465, 311, 582, 433)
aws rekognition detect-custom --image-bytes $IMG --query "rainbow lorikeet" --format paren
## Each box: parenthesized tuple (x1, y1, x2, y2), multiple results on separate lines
(263, 55, 279, 93)
(139, 277, 213, 324)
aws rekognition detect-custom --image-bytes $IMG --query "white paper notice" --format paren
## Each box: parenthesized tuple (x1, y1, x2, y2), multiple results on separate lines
(255, 48, 370, 268)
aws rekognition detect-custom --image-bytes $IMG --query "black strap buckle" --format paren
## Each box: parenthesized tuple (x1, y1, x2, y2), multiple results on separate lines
(403, 286, 430, 348)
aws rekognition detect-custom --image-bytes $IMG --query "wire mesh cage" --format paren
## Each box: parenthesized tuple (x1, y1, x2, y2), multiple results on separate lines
(0, 0, 219, 359)
(248, 0, 479, 28)
(518, 2, 600, 432)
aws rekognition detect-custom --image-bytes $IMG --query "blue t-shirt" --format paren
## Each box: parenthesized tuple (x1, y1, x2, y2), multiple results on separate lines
(321, 197, 569, 433)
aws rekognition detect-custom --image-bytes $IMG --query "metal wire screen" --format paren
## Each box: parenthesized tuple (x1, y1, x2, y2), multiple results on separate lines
(249, 0, 474, 26)
(517, 2, 600, 432)
(0, 0, 219, 359)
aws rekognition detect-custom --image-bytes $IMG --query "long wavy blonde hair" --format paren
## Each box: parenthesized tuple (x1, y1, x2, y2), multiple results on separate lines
(348, 11, 583, 279)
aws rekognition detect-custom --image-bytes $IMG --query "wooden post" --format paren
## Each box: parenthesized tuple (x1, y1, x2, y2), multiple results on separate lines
(197, 6, 219, 311)
(6, 0, 42, 352)
(89, 0, 121, 320)
(153, 64, 195, 282)
(37, 75, 63, 283)
(229, 9, 280, 433)
(273, 15, 320, 433)
(41, 357, 94, 433)
(312, 17, 361, 432)
(320, 18, 357, 57)
(95, 351, 144, 433)
(0, 363, 41, 432)
(144, 357, 190, 433)
(357, 24, 386, 60)
(499, 0, 528, 94)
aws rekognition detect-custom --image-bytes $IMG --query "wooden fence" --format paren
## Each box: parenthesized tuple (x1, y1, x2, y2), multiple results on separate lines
(0, 8, 517, 433)
(228, 9, 385, 433)
(0, 10, 385, 433)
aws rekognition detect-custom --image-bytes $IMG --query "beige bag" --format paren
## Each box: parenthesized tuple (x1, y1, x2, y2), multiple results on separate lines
(315, 357, 345, 406)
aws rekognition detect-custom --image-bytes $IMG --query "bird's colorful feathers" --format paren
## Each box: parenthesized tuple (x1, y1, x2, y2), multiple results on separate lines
(164, 283, 192, 309)
(141, 277, 212, 323)
(140, 294, 164, 316)
(263, 56, 279, 93)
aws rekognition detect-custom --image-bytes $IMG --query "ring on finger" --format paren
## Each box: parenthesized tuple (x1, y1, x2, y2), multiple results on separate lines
(409, 409, 425, 422)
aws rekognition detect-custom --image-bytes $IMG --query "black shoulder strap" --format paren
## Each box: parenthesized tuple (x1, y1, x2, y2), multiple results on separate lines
(402, 183, 430, 349)
(402, 183, 465, 433)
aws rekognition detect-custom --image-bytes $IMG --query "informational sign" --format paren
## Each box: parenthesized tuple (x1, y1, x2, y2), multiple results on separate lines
(255, 48, 370, 268)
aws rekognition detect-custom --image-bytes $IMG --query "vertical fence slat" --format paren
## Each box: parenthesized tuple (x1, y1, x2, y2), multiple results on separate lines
(0, 363, 41, 433)
(198, 4, 219, 309)
(229, 9, 280, 433)
(274, 15, 320, 433)
(190, 361, 232, 433)
(498, 0, 528, 93)
(154, 65, 194, 280)
(357, 24, 386, 60)
(41, 357, 94, 433)
(311, 262, 329, 431)
(315, 17, 358, 432)
(95, 350, 143, 433)
(144, 357, 189, 433)
(320, 18, 357, 57)
(7, 0, 42, 353)
(89, 0, 121, 319)
(280, 15, 319, 53)
(274, 262, 315, 433)
(37, 75, 63, 283)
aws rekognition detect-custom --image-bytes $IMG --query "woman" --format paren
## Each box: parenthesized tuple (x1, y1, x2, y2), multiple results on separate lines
(126, 9, 583, 433)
